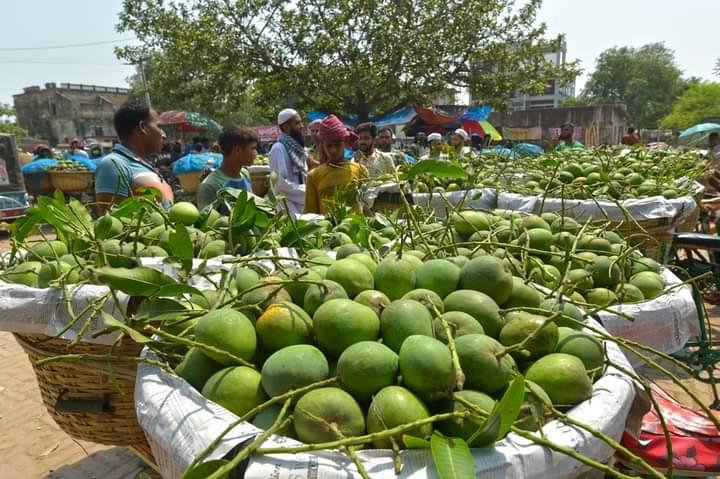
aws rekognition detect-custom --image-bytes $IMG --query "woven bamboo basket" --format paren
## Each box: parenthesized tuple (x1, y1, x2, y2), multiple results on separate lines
(675, 190, 703, 234)
(23, 172, 53, 197)
(49, 170, 94, 193)
(608, 217, 677, 261)
(13, 333, 150, 447)
(250, 171, 270, 197)
(177, 172, 201, 193)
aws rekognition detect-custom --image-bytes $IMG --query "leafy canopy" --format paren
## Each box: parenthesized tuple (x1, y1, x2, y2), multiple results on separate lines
(578, 43, 685, 128)
(0, 104, 27, 137)
(661, 82, 720, 130)
(117, 0, 578, 122)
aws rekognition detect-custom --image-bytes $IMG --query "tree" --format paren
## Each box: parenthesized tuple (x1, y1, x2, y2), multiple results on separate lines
(0, 104, 28, 137)
(580, 43, 685, 128)
(117, 0, 578, 123)
(660, 83, 720, 130)
(714, 58, 720, 78)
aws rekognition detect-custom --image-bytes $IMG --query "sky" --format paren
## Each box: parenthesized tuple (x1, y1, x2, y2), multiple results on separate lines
(536, 0, 719, 91)
(0, 0, 718, 107)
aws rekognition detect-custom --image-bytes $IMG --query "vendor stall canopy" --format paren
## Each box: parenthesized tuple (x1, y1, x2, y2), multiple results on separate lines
(306, 104, 501, 140)
(679, 123, 720, 146)
(159, 111, 222, 135)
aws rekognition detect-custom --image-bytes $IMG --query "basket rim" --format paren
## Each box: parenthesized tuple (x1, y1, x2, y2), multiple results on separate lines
(48, 170, 94, 176)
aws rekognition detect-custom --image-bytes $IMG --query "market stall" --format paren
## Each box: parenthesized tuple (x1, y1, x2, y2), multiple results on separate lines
(0, 189, 711, 479)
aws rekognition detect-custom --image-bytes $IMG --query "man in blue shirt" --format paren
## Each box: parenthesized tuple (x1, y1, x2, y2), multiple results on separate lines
(95, 101, 171, 213)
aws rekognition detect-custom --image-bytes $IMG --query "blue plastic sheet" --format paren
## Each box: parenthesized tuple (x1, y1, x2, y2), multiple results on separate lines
(461, 105, 493, 121)
(67, 155, 98, 172)
(481, 146, 515, 158)
(21, 159, 58, 174)
(172, 153, 223, 175)
(375, 107, 416, 127)
(513, 143, 544, 157)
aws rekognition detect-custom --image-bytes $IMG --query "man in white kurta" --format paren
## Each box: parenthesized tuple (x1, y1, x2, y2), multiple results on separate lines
(269, 109, 308, 215)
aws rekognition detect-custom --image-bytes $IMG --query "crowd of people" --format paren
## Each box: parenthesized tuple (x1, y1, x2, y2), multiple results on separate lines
(94, 101, 700, 218)
(92, 102, 500, 216)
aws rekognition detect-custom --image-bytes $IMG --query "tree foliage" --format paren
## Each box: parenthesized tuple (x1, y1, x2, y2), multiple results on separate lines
(579, 43, 685, 128)
(660, 82, 720, 130)
(123, 52, 273, 125)
(117, 0, 578, 122)
(0, 104, 27, 137)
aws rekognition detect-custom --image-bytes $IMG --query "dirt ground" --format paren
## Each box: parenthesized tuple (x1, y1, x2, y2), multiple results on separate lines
(0, 234, 159, 479)
(0, 233, 719, 478)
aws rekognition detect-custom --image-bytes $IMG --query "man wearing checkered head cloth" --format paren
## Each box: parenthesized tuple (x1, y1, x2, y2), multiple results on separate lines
(304, 115, 368, 214)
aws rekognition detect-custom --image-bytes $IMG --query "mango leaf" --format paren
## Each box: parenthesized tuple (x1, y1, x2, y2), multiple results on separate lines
(12, 212, 41, 243)
(133, 310, 195, 325)
(101, 312, 152, 344)
(493, 374, 526, 439)
(430, 431, 475, 479)
(406, 160, 468, 181)
(253, 209, 271, 229)
(181, 460, 230, 479)
(371, 212, 392, 228)
(403, 435, 431, 449)
(466, 406, 502, 447)
(152, 283, 203, 299)
(94, 266, 177, 296)
(467, 374, 525, 446)
(109, 197, 143, 219)
(93, 215, 114, 240)
(231, 190, 253, 223)
(280, 222, 326, 247)
(68, 197, 93, 234)
(169, 224, 194, 273)
(135, 186, 162, 200)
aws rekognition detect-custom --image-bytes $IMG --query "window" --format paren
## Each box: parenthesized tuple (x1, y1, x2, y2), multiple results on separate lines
(94, 126, 104, 136)
(51, 103, 56, 116)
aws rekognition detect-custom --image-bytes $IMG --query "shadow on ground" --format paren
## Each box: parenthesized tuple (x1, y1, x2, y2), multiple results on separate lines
(45, 448, 160, 479)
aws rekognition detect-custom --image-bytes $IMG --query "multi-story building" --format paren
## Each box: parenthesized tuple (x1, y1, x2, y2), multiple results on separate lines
(13, 83, 129, 145)
(509, 40, 575, 111)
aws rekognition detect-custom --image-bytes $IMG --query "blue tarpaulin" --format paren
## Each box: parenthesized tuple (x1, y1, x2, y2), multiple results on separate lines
(307, 112, 326, 122)
(513, 143, 544, 157)
(172, 153, 223, 175)
(481, 146, 515, 158)
(462, 105, 493, 121)
(375, 107, 417, 127)
(21, 159, 58, 174)
(68, 155, 98, 172)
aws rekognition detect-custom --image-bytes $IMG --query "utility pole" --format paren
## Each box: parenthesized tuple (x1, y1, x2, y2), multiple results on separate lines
(138, 57, 151, 108)
(125, 54, 152, 107)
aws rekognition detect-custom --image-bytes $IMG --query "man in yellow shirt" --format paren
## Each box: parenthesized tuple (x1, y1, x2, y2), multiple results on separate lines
(305, 115, 368, 214)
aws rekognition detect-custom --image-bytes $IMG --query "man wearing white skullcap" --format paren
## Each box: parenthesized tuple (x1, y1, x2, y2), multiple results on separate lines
(449, 128, 472, 158)
(422, 132, 447, 160)
(269, 108, 308, 215)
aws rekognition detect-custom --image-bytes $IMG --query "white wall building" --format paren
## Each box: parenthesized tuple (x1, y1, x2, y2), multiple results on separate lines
(509, 41, 575, 111)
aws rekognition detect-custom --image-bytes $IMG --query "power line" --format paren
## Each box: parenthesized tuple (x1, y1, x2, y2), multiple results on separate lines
(0, 59, 129, 66)
(0, 38, 136, 51)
